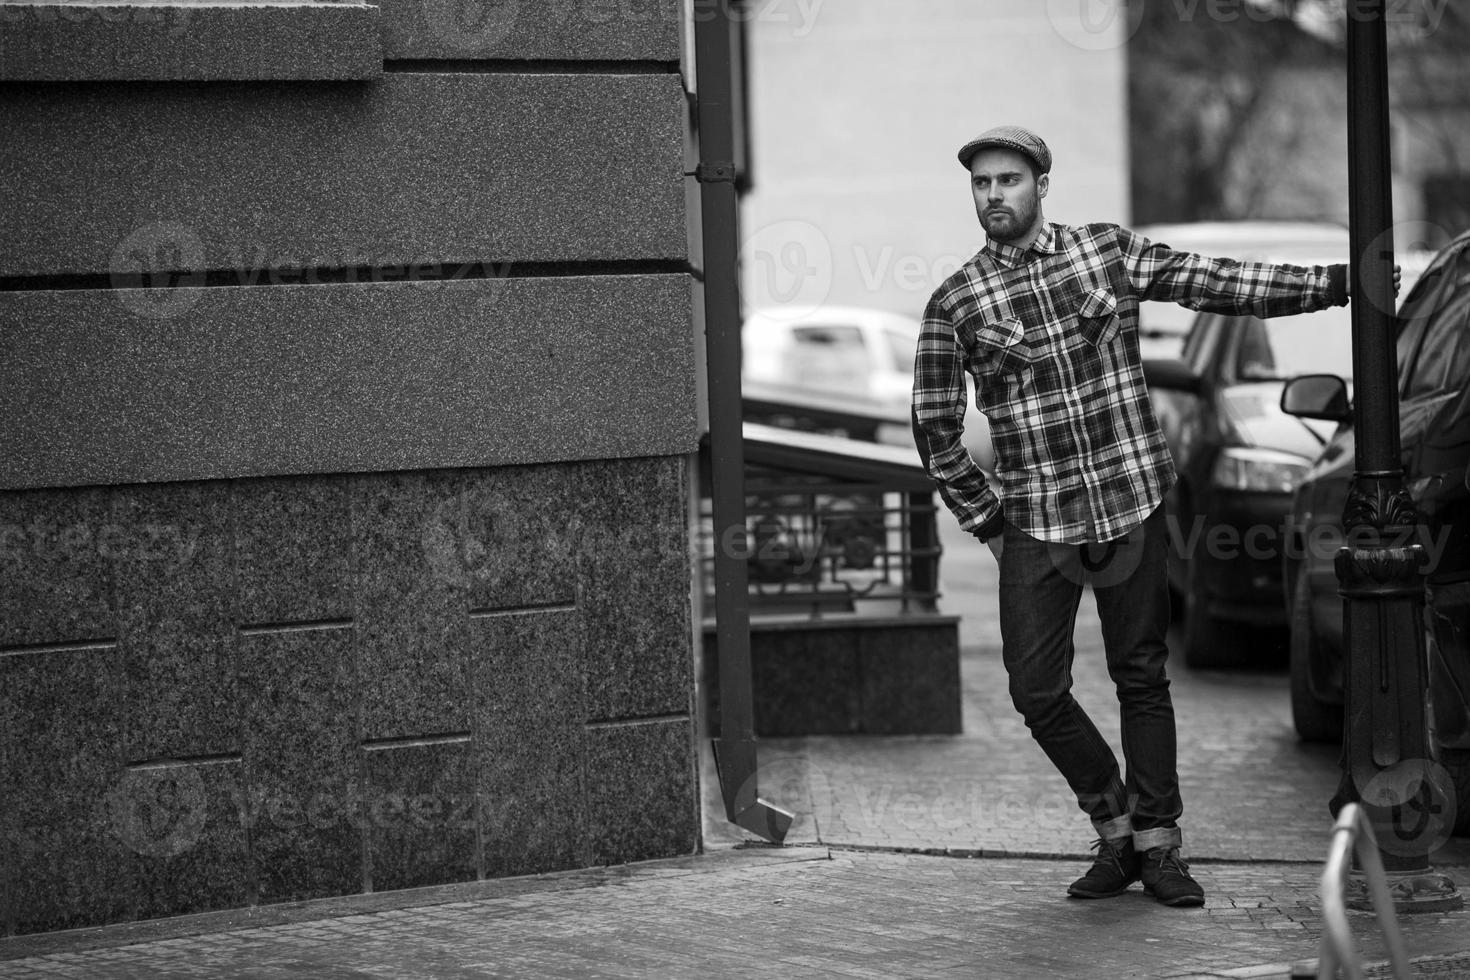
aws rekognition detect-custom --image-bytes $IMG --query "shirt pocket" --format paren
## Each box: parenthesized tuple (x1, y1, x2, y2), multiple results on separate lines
(1077, 287, 1121, 348)
(973, 316, 1033, 377)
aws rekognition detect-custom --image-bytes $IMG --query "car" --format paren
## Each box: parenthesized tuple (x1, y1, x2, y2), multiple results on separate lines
(1144, 256, 1356, 667)
(1134, 222, 1351, 361)
(741, 305, 994, 471)
(1279, 226, 1470, 834)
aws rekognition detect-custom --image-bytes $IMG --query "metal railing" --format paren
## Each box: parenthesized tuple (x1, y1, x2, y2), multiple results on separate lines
(697, 423, 944, 622)
(1311, 803, 1412, 980)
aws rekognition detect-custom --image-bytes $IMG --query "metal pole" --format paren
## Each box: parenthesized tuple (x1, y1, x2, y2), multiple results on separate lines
(1337, 0, 1460, 912)
(691, 0, 792, 844)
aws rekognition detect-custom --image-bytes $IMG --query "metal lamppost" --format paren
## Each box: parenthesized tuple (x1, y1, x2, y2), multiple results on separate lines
(1337, 0, 1461, 912)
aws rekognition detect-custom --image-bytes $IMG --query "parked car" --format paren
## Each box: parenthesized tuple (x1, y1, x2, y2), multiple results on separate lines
(741, 305, 994, 471)
(1279, 227, 1470, 837)
(1134, 222, 1351, 360)
(1144, 257, 1355, 667)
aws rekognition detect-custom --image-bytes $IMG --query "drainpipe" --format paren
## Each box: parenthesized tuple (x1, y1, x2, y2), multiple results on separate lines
(691, 0, 793, 844)
(1337, 0, 1460, 912)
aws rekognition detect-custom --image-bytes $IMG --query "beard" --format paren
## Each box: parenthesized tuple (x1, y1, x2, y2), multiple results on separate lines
(979, 194, 1040, 244)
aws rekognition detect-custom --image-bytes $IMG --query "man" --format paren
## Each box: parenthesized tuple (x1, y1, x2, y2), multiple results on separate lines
(911, 125, 1379, 907)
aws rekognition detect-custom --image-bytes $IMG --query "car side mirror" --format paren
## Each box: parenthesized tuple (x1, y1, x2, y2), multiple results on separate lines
(1142, 358, 1201, 395)
(1280, 374, 1351, 423)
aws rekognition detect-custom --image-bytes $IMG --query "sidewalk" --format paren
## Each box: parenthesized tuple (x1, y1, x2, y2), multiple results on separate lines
(2, 641, 1467, 978)
(3, 523, 1469, 978)
(0, 827, 1466, 979)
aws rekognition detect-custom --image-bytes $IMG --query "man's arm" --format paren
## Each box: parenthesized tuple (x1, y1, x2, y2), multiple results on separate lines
(1117, 226, 1349, 317)
(911, 295, 1003, 540)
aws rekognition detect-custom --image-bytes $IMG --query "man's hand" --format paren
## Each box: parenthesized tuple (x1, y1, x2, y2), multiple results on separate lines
(971, 512, 1004, 560)
(1344, 264, 1403, 296)
(986, 535, 1003, 562)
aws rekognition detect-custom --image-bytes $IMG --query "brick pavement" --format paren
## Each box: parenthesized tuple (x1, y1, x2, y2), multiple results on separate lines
(1, 846, 1467, 979)
(3, 520, 1469, 978)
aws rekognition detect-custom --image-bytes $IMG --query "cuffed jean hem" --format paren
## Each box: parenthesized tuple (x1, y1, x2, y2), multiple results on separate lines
(1093, 813, 1133, 842)
(1133, 826, 1183, 852)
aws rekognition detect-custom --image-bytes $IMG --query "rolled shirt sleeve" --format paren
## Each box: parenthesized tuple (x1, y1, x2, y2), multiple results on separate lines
(1120, 227, 1348, 316)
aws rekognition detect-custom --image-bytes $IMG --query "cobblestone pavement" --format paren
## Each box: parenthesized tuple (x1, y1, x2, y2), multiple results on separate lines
(1, 846, 1466, 979)
(3, 519, 1469, 978)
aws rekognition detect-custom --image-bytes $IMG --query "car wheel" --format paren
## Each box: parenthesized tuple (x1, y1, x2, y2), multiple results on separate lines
(1180, 559, 1231, 668)
(1289, 574, 1343, 743)
(1444, 748, 1470, 836)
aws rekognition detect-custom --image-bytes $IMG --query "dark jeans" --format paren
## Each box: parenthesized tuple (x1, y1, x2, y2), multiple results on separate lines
(997, 505, 1183, 851)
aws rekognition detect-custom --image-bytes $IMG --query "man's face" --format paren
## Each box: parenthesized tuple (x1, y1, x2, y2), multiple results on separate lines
(969, 148, 1048, 245)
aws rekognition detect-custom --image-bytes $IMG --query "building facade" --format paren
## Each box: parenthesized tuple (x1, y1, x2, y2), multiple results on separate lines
(739, 0, 1131, 319)
(0, 0, 701, 934)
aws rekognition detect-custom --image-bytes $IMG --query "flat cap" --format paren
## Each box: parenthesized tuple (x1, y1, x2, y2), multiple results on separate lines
(957, 125, 1052, 175)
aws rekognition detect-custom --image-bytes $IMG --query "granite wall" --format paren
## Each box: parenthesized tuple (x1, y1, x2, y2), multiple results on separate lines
(0, 0, 701, 935)
(0, 459, 698, 934)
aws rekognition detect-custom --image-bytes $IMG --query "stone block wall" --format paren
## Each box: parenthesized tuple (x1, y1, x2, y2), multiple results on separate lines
(0, 460, 696, 934)
(0, 0, 700, 935)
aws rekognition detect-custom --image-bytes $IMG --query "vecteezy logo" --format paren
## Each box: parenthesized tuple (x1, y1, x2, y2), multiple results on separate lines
(1045, 0, 1145, 52)
(1360, 219, 1453, 316)
(730, 755, 823, 838)
(420, 488, 554, 591)
(104, 765, 209, 858)
(740, 219, 833, 319)
(108, 221, 207, 320)
(422, 0, 520, 51)
(1358, 759, 1458, 858)
(421, 492, 479, 590)
(1046, 527, 1148, 589)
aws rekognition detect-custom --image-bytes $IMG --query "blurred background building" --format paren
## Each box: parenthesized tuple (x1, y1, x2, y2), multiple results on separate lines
(740, 0, 1470, 324)
(739, 0, 1131, 318)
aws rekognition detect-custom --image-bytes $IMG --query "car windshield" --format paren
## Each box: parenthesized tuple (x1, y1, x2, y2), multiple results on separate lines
(1233, 304, 1356, 382)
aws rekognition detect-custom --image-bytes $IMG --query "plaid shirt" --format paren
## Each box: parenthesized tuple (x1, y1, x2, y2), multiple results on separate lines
(912, 221, 1346, 544)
